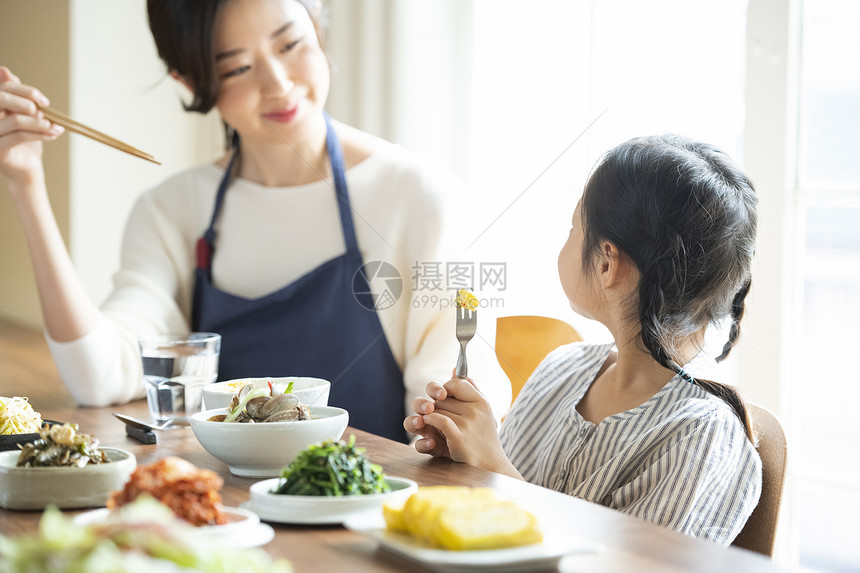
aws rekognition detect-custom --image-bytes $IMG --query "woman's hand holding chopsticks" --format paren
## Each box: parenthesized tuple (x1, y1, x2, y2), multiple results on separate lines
(0, 66, 64, 186)
(0, 65, 101, 347)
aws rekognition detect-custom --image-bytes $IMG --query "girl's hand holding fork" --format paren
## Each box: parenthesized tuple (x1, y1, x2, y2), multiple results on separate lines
(405, 376, 523, 480)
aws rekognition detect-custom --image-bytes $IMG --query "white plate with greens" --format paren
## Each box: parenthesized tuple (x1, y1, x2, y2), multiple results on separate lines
(242, 476, 417, 524)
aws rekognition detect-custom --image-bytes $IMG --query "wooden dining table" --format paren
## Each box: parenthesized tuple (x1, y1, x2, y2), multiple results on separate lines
(0, 319, 798, 572)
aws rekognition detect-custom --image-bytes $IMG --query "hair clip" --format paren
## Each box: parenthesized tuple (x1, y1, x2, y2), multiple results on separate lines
(677, 368, 696, 384)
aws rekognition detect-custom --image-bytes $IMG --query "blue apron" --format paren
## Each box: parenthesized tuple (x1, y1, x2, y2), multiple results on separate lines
(191, 114, 407, 442)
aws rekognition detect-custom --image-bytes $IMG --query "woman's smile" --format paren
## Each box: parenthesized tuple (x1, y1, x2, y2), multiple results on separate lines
(262, 102, 301, 123)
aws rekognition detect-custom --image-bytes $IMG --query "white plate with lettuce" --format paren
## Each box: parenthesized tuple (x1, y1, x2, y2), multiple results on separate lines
(0, 498, 289, 572)
(74, 502, 275, 548)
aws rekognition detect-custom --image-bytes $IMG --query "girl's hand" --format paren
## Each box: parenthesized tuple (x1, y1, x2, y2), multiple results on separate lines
(0, 66, 63, 186)
(408, 377, 520, 478)
(405, 381, 452, 459)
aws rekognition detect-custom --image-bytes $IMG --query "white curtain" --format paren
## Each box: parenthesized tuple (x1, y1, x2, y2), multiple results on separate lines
(326, 0, 474, 176)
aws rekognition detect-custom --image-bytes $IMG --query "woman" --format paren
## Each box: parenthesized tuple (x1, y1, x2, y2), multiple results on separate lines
(0, 0, 510, 442)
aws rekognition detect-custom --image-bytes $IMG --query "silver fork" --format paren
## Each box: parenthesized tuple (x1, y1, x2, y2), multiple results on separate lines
(455, 305, 477, 379)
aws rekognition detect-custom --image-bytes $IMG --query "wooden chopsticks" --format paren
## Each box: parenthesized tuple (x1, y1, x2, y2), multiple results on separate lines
(39, 106, 160, 165)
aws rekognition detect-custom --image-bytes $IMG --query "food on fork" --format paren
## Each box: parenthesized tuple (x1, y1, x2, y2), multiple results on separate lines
(209, 379, 311, 423)
(0, 396, 43, 435)
(108, 456, 226, 526)
(16, 423, 107, 468)
(454, 289, 479, 311)
(384, 486, 543, 550)
(273, 435, 390, 496)
(454, 290, 478, 379)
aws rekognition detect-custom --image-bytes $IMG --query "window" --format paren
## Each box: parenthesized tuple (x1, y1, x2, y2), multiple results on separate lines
(790, 1, 860, 570)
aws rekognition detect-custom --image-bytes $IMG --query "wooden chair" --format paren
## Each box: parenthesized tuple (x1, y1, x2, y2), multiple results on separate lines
(495, 315, 582, 404)
(731, 403, 788, 557)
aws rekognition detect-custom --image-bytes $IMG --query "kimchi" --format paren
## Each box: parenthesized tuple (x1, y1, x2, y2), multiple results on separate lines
(108, 456, 226, 526)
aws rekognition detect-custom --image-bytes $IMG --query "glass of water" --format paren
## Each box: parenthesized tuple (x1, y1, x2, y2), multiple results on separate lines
(138, 332, 221, 426)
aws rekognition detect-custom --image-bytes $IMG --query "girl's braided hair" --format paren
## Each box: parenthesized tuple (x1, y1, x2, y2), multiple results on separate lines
(581, 134, 758, 440)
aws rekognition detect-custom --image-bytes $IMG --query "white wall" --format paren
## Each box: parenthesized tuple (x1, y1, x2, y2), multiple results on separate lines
(0, 1, 70, 328)
(68, 0, 222, 308)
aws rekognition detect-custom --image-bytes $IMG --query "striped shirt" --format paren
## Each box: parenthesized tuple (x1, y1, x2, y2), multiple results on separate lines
(499, 342, 762, 545)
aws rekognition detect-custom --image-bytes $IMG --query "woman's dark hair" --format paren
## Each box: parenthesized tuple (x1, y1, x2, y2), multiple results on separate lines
(147, 0, 325, 114)
(581, 134, 758, 440)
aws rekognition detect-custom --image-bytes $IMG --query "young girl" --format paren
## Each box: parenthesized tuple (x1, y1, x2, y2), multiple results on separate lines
(406, 134, 761, 544)
(0, 0, 510, 442)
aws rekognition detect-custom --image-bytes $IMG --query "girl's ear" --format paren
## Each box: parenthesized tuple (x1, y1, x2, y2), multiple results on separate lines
(169, 70, 194, 93)
(598, 241, 636, 291)
(597, 241, 619, 289)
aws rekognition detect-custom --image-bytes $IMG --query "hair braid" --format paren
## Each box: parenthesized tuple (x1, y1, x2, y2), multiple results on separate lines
(636, 260, 686, 375)
(716, 279, 752, 363)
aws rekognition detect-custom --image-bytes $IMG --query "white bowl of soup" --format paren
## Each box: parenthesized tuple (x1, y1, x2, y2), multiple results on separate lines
(190, 406, 348, 477)
(202, 377, 331, 410)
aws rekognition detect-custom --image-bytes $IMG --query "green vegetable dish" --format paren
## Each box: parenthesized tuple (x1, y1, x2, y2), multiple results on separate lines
(274, 435, 391, 496)
(17, 423, 107, 468)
